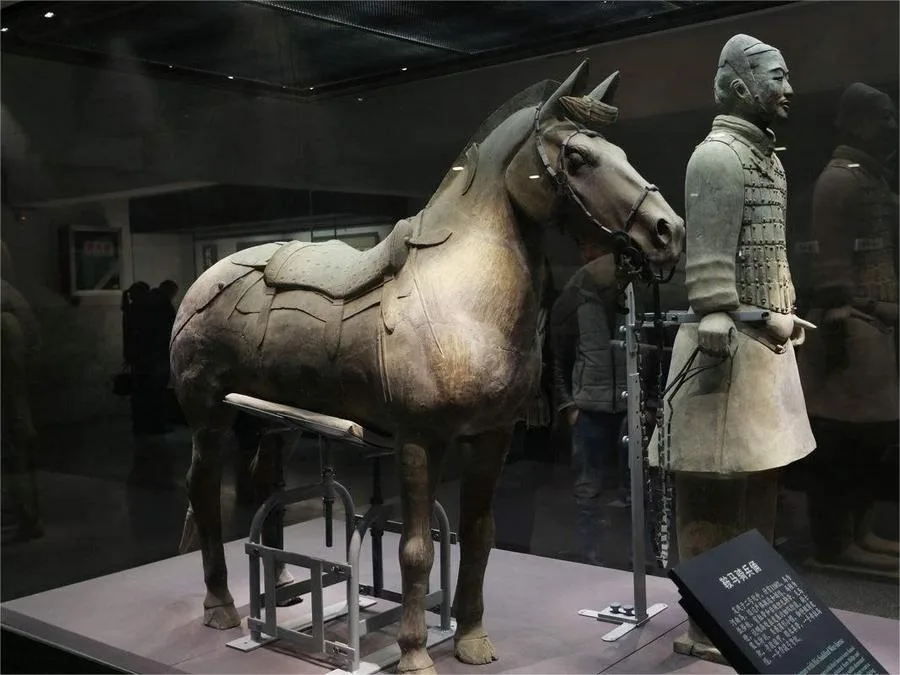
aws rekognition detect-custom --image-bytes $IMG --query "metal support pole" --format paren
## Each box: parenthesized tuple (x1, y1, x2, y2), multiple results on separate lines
(578, 282, 667, 640)
(625, 284, 649, 622)
(371, 455, 384, 597)
(321, 437, 334, 548)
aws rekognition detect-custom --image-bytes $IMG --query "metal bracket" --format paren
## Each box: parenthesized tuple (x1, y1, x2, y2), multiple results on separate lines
(641, 308, 769, 327)
(222, 393, 455, 674)
(578, 603, 668, 641)
(227, 598, 379, 652)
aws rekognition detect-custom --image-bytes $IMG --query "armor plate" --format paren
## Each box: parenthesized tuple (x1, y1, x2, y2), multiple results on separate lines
(703, 129, 794, 314)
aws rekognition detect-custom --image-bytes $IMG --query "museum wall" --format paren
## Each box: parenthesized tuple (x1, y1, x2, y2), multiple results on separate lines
(1, 199, 133, 426)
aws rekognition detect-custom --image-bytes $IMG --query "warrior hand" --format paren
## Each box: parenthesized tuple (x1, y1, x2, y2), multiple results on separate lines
(697, 312, 736, 357)
(790, 324, 805, 347)
(765, 312, 794, 343)
(566, 406, 580, 426)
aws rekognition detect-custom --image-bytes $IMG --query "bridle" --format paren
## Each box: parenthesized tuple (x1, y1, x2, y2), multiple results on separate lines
(533, 108, 674, 285)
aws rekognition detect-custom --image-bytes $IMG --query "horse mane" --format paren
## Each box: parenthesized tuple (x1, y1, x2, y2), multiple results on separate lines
(427, 79, 562, 205)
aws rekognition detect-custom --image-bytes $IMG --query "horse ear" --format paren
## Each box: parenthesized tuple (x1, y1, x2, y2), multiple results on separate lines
(538, 59, 591, 123)
(587, 71, 621, 105)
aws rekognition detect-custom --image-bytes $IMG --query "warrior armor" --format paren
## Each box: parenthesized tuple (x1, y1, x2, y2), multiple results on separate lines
(704, 125, 796, 315)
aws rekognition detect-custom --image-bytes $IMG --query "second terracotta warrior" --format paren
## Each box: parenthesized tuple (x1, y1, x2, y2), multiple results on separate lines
(651, 34, 816, 662)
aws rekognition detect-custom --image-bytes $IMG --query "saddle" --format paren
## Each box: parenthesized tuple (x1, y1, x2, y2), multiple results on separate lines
(226, 215, 453, 359)
(232, 214, 452, 301)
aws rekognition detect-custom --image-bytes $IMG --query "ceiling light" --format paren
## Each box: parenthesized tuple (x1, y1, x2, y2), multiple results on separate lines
(168, 64, 174, 69)
(309, 86, 315, 91)
(43, 11, 54, 18)
(774, 146, 786, 152)
(528, 174, 540, 180)
(452, 166, 464, 172)
(401, 66, 408, 71)
(227, 75, 235, 80)
(1, 27, 8, 32)
(357, 96, 364, 102)
(847, 163, 860, 168)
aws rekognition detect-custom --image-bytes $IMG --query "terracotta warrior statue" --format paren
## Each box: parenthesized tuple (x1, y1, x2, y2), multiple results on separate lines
(798, 83, 899, 572)
(651, 34, 815, 663)
(1, 240, 43, 542)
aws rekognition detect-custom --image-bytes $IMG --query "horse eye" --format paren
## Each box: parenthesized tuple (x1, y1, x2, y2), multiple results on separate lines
(567, 150, 588, 171)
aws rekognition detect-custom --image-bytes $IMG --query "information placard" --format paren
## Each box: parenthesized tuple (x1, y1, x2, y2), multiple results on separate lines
(669, 530, 886, 674)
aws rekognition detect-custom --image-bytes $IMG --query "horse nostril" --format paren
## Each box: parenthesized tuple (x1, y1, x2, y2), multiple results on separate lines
(655, 219, 672, 245)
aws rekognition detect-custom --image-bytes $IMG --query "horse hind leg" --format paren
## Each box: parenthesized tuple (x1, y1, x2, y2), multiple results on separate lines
(396, 440, 447, 674)
(453, 428, 511, 665)
(185, 406, 241, 629)
(250, 431, 295, 591)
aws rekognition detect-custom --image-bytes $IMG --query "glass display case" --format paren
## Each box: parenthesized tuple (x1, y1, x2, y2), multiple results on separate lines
(0, 1, 896, 673)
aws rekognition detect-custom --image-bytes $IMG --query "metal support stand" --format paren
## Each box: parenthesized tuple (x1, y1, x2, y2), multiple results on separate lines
(578, 283, 667, 640)
(577, 290, 770, 640)
(221, 394, 457, 674)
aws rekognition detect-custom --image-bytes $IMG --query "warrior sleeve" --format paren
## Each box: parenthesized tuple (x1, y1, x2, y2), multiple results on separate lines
(809, 167, 859, 308)
(684, 141, 746, 314)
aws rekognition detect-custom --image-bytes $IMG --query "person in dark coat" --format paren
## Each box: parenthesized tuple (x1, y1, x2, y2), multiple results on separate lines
(550, 241, 627, 565)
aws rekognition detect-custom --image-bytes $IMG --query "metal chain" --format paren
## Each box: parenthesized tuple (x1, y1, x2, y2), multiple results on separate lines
(636, 280, 673, 570)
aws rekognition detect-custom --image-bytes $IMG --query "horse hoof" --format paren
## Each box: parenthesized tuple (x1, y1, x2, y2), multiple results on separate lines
(203, 603, 241, 630)
(397, 649, 436, 674)
(454, 634, 498, 665)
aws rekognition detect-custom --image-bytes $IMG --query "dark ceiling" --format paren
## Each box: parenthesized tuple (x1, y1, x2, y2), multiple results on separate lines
(1, 0, 789, 100)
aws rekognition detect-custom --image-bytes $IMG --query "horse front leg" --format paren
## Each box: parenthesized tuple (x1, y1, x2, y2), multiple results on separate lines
(396, 440, 447, 674)
(453, 427, 511, 665)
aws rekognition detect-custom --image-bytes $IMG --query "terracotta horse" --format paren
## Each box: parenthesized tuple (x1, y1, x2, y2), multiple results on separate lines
(171, 60, 684, 673)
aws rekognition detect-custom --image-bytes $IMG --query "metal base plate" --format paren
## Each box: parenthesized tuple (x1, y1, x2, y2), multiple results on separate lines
(227, 597, 379, 652)
(325, 619, 457, 675)
(578, 603, 668, 641)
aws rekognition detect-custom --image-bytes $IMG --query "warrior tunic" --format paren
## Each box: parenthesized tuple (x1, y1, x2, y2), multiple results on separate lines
(650, 115, 815, 475)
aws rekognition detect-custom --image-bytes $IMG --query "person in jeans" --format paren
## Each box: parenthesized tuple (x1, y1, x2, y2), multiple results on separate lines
(551, 240, 627, 565)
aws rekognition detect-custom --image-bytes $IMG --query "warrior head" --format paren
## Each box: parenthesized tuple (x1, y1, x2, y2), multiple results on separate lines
(836, 82, 898, 163)
(714, 34, 793, 129)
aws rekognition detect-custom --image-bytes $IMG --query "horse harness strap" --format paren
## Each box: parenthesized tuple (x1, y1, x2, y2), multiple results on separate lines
(534, 109, 659, 278)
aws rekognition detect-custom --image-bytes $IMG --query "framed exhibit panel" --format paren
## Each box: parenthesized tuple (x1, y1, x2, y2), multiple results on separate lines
(57, 225, 124, 295)
(200, 243, 218, 271)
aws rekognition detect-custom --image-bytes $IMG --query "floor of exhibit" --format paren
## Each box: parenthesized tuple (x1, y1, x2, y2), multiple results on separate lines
(3, 419, 897, 618)
(2, 518, 897, 675)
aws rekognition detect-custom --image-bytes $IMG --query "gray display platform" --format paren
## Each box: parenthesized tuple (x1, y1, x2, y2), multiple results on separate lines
(2, 518, 897, 674)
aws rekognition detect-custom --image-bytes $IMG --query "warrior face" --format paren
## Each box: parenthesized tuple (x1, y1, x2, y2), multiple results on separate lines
(746, 50, 793, 124)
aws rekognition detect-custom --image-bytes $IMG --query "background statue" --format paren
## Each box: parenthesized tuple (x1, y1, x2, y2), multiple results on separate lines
(1, 240, 43, 542)
(170, 61, 684, 673)
(650, 34, 815, 663)
(798, 82, 899, 572)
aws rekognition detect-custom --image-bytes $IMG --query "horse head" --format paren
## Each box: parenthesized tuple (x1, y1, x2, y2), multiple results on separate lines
(506, 60, 685, 277)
